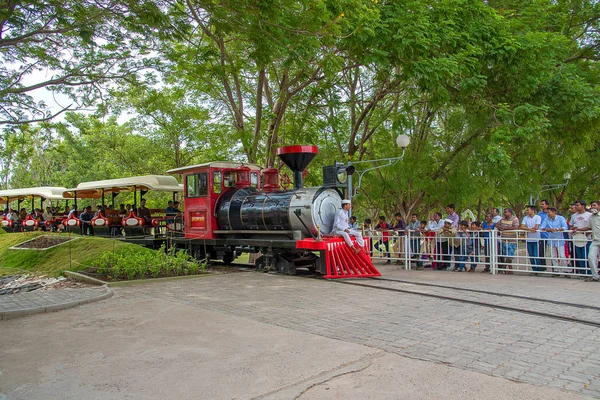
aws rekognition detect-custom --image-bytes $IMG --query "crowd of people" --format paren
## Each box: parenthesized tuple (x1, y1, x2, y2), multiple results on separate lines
(351, 201, 600, 282)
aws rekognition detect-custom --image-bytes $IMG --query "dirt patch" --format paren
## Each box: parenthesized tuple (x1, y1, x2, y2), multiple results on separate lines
(11, 235, 75, 250)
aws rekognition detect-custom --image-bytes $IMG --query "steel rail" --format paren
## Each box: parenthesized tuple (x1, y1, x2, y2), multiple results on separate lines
(331, 279, 600, 328)
(373, 277, 600, 311)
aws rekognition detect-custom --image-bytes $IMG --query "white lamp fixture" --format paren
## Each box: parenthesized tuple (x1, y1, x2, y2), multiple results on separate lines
(396, 134, 411, 149)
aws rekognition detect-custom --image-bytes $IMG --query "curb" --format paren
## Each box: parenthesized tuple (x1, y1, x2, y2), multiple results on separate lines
(107, 272, 222, 287)
(0, 286, 113, 321)
(64, 270, 109, 286)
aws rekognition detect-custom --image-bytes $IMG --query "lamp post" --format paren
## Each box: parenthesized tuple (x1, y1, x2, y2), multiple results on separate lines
(347, 134, 411, 215)
(530, 172, 571, 204)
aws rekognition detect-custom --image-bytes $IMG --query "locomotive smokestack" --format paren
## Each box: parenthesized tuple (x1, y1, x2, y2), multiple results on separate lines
(276, 145, 319, 189)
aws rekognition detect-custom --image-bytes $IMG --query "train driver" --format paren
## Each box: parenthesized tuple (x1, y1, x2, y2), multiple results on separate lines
(333, 199, 365, 254)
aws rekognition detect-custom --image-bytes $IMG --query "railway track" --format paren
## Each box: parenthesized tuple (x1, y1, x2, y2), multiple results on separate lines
(332, 277, 600, 328)
(208, 261, 600, 327)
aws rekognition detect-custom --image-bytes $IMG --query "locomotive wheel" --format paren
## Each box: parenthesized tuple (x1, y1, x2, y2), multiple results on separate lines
(223, 251, 235, 265)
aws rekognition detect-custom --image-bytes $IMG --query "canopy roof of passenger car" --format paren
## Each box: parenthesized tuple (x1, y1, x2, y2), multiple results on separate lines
(0, 187, 70, 202)
(167, 162, 262, 175)
(64, 175, 183, 198)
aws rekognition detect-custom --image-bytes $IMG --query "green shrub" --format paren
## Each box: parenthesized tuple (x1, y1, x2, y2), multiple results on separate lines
(93, 245, 206, 280)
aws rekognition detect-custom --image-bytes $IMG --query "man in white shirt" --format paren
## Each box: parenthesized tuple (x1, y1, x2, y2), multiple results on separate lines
(521, 205, 544, 273)
(570, 200, 593, 275)
(333, 200, 364, 254)
(586, 200, 600, 282)
(426, 212, 444, 232)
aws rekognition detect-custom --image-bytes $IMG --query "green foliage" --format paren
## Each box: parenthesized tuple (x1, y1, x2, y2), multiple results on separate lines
(94, 244, 206, 280)
(2, 0, 599, 218)
(0, 0, 160, 126)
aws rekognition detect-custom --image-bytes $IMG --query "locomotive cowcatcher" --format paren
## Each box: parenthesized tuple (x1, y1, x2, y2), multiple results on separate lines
(167, 145, 379, 278)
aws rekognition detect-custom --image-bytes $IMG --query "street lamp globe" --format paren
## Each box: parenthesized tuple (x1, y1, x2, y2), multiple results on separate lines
(396, 134, 410, 149)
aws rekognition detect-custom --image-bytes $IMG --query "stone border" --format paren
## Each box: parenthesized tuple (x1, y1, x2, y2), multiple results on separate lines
(9, 235, 79, 251)
(107, 271, 225, 287)
(0, 285, 113, 321)
(64, 270, 109, 286)
(65, 268, 249, 287)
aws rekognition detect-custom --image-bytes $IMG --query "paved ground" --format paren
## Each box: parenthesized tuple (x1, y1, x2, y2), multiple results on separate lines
(1, 268, 599, 399)
(0, 286, 112, 320)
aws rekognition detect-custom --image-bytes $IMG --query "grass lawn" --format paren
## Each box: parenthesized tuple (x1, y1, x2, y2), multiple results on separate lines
(0, 232, 155, 277)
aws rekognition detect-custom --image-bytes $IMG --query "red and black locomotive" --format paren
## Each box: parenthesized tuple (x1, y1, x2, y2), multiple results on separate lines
(168, 145, 378, 278)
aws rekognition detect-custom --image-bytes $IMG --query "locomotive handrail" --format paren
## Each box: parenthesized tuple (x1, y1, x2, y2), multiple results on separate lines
(213, 230, 298, 235)
(293, 209, 317, 240)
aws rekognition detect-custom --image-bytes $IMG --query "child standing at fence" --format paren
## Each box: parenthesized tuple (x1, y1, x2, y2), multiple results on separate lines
(363, 219, 374, 255)
(453, 221, 473, 271)
(406, 214, 423, 269)
(469, 221, 482, 272)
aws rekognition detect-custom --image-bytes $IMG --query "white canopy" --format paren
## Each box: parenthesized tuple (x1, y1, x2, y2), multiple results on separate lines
(64, 175, 183, 198)
(0, 187, 70, 202)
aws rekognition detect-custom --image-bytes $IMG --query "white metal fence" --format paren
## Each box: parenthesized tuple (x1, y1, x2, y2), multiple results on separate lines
(366, 229, 597, 277)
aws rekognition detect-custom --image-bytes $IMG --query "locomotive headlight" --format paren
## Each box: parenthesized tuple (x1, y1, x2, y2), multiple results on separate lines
(337, 164, 355, 183)
(323, 163, 355, 188)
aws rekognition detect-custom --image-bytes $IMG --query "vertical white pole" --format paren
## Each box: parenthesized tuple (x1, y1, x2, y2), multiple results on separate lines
(347, 165, 353, 218)
(491, 230, 497, 275)
(405, 230, 411, 270)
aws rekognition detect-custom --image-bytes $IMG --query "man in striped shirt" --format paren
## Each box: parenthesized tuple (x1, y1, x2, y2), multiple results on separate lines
(496, 208, 519, 274)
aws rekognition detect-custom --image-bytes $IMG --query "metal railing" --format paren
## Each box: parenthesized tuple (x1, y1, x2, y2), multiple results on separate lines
(365, 229, 597, 277)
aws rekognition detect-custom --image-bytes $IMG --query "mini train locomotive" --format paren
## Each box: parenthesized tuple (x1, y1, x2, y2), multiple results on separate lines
(167, 145, 380, 278)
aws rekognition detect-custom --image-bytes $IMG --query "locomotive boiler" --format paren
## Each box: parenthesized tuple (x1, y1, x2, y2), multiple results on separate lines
(215, 146, 342, 238)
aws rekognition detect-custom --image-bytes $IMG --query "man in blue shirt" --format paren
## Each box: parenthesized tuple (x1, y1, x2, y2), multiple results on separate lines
(540, 207, 571, 276)
(537, 199, 550, 269)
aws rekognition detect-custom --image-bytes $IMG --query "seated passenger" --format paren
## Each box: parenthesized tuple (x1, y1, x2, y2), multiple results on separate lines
(118, 204, 127, 217)
(165, 201, 177, 224)
(63, 205, 70, 217)
(79, 206, 94, 235)
(18, 208, 28, 222)
(67, 207, 77, 219)
(136, 199, 152, 225)
(126, 204, 135, 215)
(173, 201, 182, 214)
(33, 208, 45, 231)
(166, 201, 176, 215)
(4, 208, 15, 221)
(332, 200, 365, 254)
(43, 206, 54, 222)
(94, 205, 103, 218)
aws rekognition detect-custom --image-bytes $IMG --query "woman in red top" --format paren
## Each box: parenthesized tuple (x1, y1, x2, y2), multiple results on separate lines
(375, 216, 392, 264)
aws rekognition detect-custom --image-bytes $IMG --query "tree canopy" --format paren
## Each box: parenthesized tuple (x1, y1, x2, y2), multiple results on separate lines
(1, 0, 599, 216)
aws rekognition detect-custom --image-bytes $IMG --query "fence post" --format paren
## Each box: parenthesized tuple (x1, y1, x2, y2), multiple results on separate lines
(404, 230, 411, 270)
(491, 230, 497, 275)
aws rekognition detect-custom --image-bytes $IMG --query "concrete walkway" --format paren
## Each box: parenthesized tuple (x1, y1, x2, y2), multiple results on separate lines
(0, 277, 588, 400)
(0, 286, 112, 320)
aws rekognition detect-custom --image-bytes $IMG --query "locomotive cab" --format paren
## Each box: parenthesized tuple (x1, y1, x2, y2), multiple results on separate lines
(167, 162, 262, 241)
